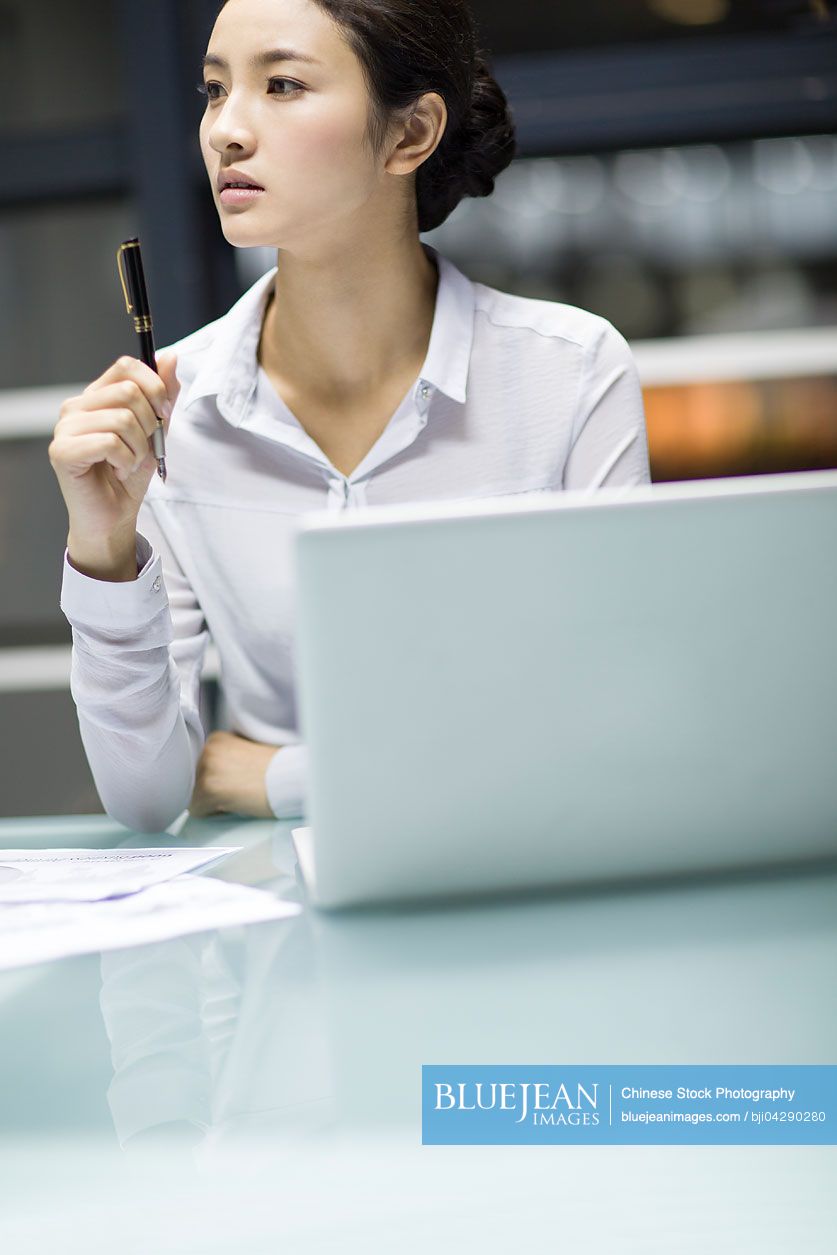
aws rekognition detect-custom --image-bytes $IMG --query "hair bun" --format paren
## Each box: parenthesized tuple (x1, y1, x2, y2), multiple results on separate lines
(417, 51, 518, 232)
(460, 55, 518, 198)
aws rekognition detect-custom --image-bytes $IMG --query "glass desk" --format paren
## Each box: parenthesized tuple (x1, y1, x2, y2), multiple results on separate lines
(1, 813, 835, 1253)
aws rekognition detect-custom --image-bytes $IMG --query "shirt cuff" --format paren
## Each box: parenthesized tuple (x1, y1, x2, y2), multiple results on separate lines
(265, 744, 308, 819)
(60, 533, 164, 629)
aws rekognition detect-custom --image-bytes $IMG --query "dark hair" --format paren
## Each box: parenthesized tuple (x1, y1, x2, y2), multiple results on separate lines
(213, 0, 519, 232)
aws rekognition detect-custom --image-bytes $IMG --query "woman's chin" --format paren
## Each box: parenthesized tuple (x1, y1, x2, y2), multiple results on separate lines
(221, 221, 274, 243)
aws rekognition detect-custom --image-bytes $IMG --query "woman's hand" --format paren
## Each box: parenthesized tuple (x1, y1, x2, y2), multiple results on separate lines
(188, 731, 280, 819)
(50, 353, 180, 543)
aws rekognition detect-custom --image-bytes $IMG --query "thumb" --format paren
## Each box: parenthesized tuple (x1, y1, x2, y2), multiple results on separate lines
(155, 351, 181, 409)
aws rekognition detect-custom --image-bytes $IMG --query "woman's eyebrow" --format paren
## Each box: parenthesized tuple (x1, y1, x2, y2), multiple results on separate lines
(201, 48, 321, 71)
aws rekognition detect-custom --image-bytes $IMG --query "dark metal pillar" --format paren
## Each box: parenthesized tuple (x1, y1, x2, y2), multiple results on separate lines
(113, 0, 212, 344)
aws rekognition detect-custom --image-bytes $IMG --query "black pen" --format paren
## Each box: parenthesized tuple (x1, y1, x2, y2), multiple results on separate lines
(116, 237, 167, 482)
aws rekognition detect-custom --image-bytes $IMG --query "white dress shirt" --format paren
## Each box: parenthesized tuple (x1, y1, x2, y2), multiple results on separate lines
(59, 243, 650, 833)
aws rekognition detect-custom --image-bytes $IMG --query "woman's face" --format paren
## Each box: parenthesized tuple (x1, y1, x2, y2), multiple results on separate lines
(199, 0, 393, 251)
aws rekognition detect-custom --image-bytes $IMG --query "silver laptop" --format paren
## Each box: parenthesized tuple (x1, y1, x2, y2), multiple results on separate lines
(290, 470, 837, 910)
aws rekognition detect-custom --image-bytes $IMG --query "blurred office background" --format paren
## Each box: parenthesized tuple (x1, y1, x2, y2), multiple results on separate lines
(1, 0, 836, 815)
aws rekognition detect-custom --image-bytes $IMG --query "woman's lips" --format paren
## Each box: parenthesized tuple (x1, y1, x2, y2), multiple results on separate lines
(220, 186, 265, 206)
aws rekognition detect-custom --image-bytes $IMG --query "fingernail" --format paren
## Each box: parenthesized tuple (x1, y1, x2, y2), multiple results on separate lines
(162, 400, 173, 420)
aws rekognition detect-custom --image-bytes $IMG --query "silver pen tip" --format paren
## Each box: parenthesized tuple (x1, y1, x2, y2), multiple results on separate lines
(157, 460, 166, 483)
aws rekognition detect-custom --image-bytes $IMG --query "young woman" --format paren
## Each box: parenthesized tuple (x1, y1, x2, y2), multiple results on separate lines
(50, 0, 650, 833)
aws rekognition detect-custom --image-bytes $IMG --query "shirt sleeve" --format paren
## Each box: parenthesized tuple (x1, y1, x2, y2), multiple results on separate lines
(562, 321, 651, 490)
(264, 744, 308, 819)
(59, 495, 210, 834)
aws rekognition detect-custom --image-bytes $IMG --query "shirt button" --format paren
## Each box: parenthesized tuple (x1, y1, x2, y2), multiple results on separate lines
(420, 384, 430, 399)
(152, 575, 162, 592)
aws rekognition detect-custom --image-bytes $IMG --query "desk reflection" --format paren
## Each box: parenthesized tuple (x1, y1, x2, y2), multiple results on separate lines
(95, 822, 837, 1158)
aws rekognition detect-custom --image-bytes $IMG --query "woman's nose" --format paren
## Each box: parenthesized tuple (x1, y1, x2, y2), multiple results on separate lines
(207, 93, 256, 149)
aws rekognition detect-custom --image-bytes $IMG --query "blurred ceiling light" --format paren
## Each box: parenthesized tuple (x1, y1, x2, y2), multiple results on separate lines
(531, 157, 606, 215)
(678, 145, 732, 202)
(754, 137, 815, 194)
(647, 0, 730, 24)
(805, 135, 837, 192)
(614, 149, 688, 206)
(491, 162, 547, 219)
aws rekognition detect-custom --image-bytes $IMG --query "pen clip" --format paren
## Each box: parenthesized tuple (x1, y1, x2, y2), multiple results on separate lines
(116, 241, 136, 314)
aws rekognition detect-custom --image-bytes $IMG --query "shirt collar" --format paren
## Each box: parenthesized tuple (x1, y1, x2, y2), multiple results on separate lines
(180, 242, 475, 423)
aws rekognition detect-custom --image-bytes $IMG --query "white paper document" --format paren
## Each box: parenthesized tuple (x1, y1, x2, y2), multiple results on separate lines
(0, 874, 302, 971)
(0, 847, 243, 903)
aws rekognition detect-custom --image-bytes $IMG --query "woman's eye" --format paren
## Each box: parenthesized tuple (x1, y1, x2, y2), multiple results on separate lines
(195, 78, 302, 102)
(268, 78, 302, 96)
